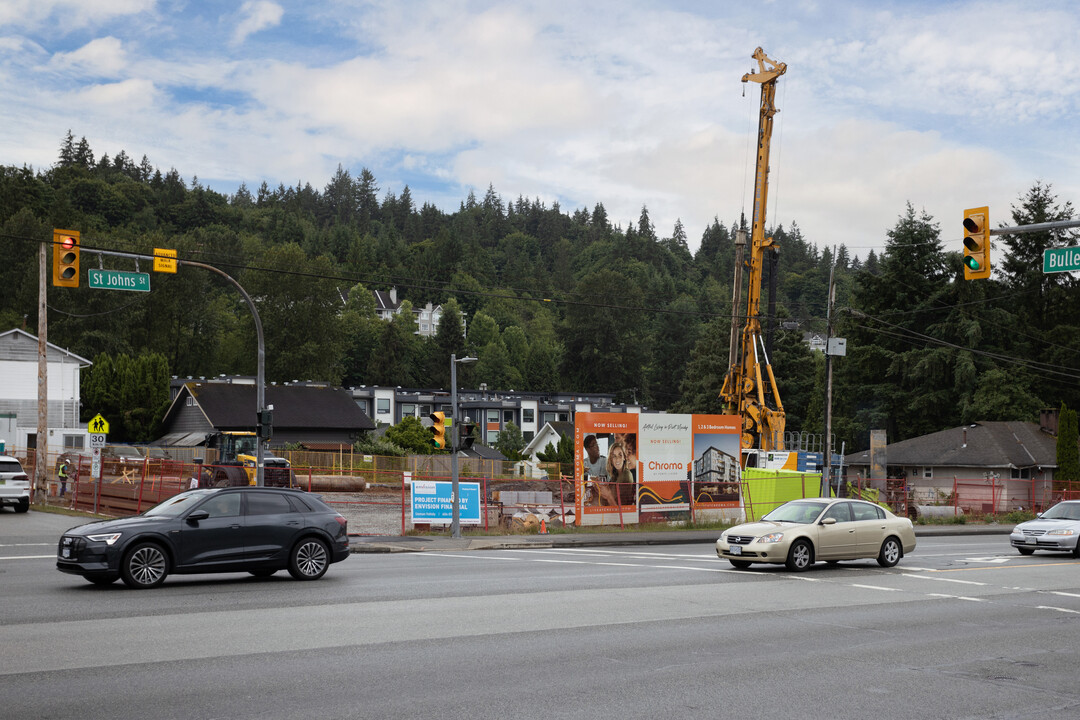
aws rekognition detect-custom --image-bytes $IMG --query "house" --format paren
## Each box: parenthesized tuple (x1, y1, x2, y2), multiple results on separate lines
(157, 382, 375, 450)
(521, 421, 575, 462)
(373, 287, 444, 338)
(0, 329, 92, 456)
(843, 420, 1057, 512)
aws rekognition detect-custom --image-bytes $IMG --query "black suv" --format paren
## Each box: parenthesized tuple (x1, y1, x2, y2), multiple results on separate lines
(57, 487, 350, 588)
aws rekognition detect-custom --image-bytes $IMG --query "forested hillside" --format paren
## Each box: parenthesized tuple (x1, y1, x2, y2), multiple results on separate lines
(2, 133, 1078, 451)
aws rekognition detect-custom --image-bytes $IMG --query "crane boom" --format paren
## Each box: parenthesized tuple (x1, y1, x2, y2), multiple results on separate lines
(720, 47, 787, 453)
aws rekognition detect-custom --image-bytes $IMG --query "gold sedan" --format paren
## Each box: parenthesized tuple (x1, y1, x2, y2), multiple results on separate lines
(716, 498, 916, 571)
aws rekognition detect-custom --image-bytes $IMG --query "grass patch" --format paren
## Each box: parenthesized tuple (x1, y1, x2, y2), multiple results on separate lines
(32, 503, 109, 520)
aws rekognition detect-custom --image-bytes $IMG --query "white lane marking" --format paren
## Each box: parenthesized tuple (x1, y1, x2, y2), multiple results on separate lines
(1036, 606, 1080, 614)
(0, 555, 56, 561)
(901, 574, 987, 586)
(851, 584, 901, 592)
(0, 543, 53, 548)
(1046, 591, 1080, 598)
(925, 594, 985, 602)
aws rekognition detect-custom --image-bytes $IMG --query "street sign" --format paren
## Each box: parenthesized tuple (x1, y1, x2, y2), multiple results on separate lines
(154, 248, 177, 273)
(88, 414, 110, 434)
(91, 448, 102, 480)
(88, 269, 150, 292)
(89, 433, 106, 449)
(1043, 247, 1080, 274)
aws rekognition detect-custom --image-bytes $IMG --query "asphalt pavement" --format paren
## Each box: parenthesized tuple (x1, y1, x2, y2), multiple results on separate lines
(348, 522, 1012, 553)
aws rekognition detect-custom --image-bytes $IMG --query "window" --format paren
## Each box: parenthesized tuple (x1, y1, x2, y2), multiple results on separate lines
(487, 409, 499, 423)
(186, 397, 194, 406)
(400, 404, 416, 418)
(922, 467, 933, 479)
(377, 398, 391, 415)
(487, 430, 499, 444)
(199, 493, 241, 518)
(543, 412, 557, 424)
(823, 503, 852, 523)
(63, 434, 84, 450)
(246, 493, 294, 515)
(1011, 467, 1031, 480)
(523, 431, 534, 442)
(523, 409, 535, 424)
(852, 503, 884, 521)
(503, 410, 514, 423)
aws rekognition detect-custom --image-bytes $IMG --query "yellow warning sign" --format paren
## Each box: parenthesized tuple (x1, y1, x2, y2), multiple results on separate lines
(88, 414, 110, 434)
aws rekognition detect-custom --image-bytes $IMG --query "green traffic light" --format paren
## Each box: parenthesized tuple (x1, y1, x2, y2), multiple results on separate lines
(964, 256, 981, 271)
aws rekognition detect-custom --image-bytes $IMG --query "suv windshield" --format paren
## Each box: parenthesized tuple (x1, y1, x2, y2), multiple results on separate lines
(762, 501, 829, 524)
(144, 489, 217, 517)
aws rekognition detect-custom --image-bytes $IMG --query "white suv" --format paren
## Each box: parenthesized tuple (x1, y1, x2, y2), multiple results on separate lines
(0, 455, 31, 513)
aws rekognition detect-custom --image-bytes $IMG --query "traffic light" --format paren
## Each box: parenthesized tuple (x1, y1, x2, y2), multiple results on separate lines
(429, 411, 447, 449)
(258, 409, 273, 440)
(458, 422, 476, 451)
(52, 229, 80, 287)
(962, 207, 991, 280)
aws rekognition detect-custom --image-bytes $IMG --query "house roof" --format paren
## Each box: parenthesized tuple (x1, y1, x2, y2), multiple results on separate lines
(163, 382, 375, 431)
(0, 328, 93, 365)
(522, 421, 574, 456)
(844, 421, 1057, 470)
(373, 290, 401, 312)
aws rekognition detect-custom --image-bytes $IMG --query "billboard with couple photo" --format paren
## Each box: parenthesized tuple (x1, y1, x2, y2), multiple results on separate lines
(574, 412, 742, 526)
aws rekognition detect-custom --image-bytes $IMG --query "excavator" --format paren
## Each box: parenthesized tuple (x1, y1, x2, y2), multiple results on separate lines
(719, 47, 788, 460)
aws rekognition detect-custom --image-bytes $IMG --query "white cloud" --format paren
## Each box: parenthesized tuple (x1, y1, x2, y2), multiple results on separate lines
(50, 37, 127, 77)
(231, 1, 284, 46)
(0, 0, 154, 33)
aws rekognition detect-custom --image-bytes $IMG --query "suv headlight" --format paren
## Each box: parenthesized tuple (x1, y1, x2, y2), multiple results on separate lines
(87, 533, 122, 546)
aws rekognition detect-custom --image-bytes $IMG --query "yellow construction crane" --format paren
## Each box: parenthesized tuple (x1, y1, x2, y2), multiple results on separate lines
(720, 47, 787, 454)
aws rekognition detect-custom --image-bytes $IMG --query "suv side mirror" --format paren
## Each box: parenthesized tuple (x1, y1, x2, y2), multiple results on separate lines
(186, 509, 210, 524)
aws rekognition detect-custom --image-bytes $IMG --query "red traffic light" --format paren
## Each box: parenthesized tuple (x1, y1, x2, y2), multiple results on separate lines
(60, 235, 77, 250)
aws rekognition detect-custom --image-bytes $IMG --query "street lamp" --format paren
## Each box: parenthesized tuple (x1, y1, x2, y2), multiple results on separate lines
(451, 354, 477, 538)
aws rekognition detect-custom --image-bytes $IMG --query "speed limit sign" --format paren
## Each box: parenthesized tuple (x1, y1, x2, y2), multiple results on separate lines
(89, 433, 106, 449)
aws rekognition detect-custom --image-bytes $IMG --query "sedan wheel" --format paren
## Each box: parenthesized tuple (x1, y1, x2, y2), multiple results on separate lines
(1017, 547, 1035, 556)
(877, 536, 902, 567)
(729, 559, 752, 569)
(121, 542, 168, 589)
(288, 538, 329, 581)
(785, 539, 813, 571)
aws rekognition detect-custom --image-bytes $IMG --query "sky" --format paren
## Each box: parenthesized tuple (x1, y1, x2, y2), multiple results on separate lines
(1, 0, 1078, 260)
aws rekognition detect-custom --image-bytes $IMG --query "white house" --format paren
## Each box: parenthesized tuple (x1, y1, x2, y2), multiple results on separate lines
(0, 329, 92, 456)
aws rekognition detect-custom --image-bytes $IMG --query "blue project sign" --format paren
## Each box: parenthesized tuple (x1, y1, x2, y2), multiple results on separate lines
(411, 480, 482, 525)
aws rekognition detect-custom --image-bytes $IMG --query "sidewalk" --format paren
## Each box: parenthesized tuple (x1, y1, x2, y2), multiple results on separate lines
(348, 523, 1013, 553)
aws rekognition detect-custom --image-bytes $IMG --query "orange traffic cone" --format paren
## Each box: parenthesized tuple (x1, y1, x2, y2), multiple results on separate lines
(540, 518, 548, 534)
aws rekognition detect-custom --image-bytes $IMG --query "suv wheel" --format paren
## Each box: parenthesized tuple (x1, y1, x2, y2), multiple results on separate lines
(121, 542, 169, 589)
(15, 497, 29, 513)
(288, 538, 329, 581)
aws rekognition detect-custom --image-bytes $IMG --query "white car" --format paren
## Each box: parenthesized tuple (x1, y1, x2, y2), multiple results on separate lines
(1010, 501, 1080, 556)
(716, 498, 916, 571)
(0, 455, 31, 513)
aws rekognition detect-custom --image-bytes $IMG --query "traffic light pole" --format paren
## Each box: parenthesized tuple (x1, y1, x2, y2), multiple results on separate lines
(451, 355, 460, 538)
(76, 247, 268, 486)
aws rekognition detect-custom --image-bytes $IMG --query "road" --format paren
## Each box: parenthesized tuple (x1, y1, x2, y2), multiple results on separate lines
(2, 511, 1079, 719)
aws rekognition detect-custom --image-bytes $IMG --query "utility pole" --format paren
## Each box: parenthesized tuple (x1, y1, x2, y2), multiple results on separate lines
(35, 240, 48, 504)
(822, 247, 837, 497)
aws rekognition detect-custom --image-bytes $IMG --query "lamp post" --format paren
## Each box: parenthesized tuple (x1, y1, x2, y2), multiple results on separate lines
(451, 354, 477, 538)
